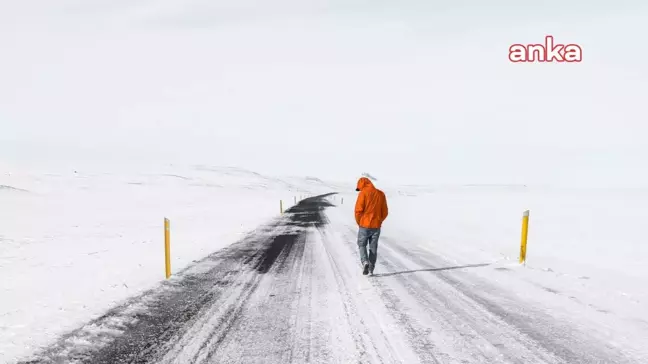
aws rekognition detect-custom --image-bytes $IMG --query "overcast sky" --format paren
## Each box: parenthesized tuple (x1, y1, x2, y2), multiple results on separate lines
(1, 1, 647, 185)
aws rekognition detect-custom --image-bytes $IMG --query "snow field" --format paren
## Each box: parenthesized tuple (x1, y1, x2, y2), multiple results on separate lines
(338, 184, 648, 359)
(0, 164, 339, 363)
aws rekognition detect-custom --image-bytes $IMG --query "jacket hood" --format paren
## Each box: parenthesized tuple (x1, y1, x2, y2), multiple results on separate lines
(356, 177, 375, 191)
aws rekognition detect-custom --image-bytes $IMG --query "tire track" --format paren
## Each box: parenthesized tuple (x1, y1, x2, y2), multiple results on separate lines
(316, 225, 425, 364)
(315, 226, 374, 363)
(335, 227, 473, 364)
(382, 240, 638, 364)
(375, 242, 556, 364)
(19, 196, 334, 364)
(197, 234, 308, 363)
(161, 198, 332, 364)
(21, 194, 634, 364)
(329, 216, 639, 364)
(286, 228, 314, 363)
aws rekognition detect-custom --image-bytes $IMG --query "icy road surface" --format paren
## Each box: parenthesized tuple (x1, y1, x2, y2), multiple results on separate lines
(19, 194, 640, 364)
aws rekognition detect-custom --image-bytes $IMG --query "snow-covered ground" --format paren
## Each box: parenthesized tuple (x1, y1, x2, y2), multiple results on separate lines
(0, 164, 347, 362)
(13, 192, 646, 363)
(345, 184, 648, 359)
(4, 171, 648, 362)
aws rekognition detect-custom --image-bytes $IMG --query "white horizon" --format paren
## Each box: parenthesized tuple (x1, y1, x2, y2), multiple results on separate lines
(2, 1, 647, 187)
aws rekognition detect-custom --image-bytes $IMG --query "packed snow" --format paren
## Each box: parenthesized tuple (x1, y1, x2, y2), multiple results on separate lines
(0, 163, 346, 362)
(362, 185, 648, 359)
(3, 168, 648, 362)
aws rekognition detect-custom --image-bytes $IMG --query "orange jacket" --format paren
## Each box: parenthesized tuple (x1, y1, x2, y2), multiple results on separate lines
(354, 177, 388, 228)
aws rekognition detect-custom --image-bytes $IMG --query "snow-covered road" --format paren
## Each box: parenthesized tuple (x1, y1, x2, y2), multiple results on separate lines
(19, 194, 641, 364)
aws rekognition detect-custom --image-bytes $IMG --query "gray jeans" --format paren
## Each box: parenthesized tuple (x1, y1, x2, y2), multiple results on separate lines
(357, 227, 381, 267)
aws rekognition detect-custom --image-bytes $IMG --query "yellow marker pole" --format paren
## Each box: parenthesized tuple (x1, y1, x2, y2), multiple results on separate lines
(341, 197, 344, 204)
(164, 218, 171, 279)
(280, 200, 283, 214)
(294, 196, 297, 205)
(519, 210, 530, 265)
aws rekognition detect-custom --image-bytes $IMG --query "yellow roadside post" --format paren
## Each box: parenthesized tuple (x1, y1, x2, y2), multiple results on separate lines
(519, 210, 530, 265)
(280, 200, 283, 214)
(164, 218, 171, 279)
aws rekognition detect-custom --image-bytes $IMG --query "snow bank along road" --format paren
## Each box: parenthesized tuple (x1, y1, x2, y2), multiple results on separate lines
(19, 194, 640, 364)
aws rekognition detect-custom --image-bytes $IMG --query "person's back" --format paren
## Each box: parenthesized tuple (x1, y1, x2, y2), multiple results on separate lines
(355, 178, 387, 228)
(354, 177, 388, 275)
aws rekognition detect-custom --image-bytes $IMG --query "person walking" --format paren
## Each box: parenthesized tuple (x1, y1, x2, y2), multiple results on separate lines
(354, 177, 388, 275)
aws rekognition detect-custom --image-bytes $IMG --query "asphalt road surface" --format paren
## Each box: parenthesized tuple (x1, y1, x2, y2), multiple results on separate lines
(20, 194, 639, 364)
